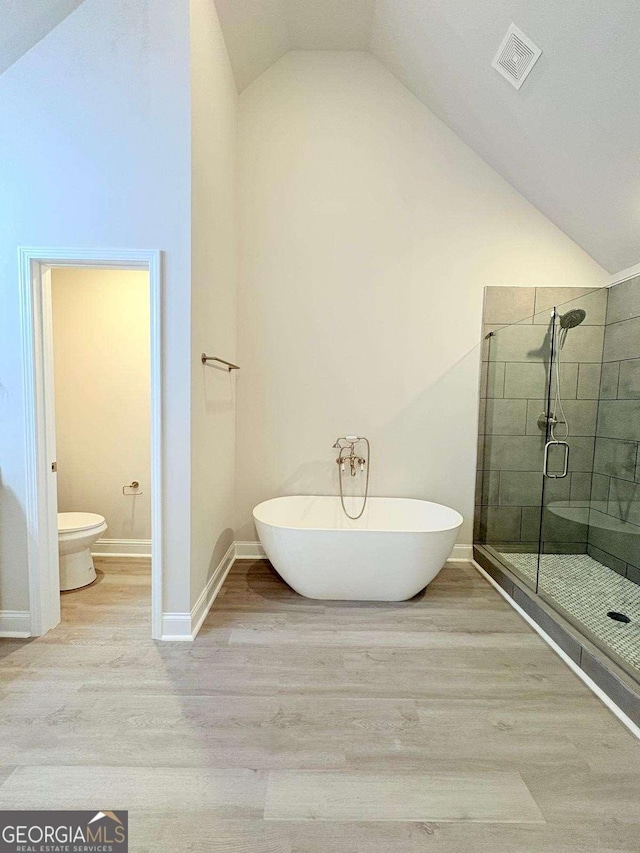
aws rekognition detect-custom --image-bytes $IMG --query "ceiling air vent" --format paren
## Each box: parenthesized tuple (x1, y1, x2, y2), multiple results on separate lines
(492, 23, 542, 89)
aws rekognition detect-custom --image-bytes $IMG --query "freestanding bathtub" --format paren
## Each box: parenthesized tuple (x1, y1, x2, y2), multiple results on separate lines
(253, 495, 463, 601)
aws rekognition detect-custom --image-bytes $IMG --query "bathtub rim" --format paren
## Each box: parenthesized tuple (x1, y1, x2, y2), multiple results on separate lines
(253, 495, 463, 535)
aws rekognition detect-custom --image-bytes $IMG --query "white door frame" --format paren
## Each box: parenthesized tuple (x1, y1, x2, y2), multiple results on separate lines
(18, 247, 163, 639)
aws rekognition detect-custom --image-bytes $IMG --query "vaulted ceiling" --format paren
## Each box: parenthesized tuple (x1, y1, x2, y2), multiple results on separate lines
(2, 0, 639, 272)
(0, 0, 85, 74)
(215, 0, 640, 274)
(213, 0, 376, 91)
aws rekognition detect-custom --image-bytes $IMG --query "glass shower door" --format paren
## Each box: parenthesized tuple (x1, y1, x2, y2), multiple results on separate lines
(537, 289, 640, 680)
(477, 284, 640, 682)
(476, 301, 552, 590)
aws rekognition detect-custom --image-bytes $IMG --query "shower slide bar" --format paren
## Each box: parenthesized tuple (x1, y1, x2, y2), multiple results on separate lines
(201, 353, 240, 371)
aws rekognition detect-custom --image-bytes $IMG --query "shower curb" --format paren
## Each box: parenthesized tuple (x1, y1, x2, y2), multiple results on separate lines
(474, 545, 640, 730)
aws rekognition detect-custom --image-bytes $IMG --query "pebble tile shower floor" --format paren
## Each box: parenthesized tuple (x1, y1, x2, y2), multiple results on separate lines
(500, 552, 640, 673)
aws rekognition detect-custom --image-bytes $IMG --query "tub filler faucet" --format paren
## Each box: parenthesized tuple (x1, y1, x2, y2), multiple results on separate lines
(332, 436, 371, 521)
(333, 436, 367, 476)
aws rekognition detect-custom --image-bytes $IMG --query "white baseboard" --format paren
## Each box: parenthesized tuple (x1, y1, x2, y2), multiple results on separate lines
(92, 538, 151, 557)
(160, 539, 473, 642)
(235, 541, 472, 564)
(0, 610, 31, 638)
(160, 542, 235, 641)
(234, 541, 266, 559)
(159, 612, 192, 641)
(447, 543, 473, 562)
(190, 542, 236, 638)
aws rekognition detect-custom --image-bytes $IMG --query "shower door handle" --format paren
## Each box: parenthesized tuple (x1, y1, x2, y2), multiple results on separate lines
(543, 440, 569, 478)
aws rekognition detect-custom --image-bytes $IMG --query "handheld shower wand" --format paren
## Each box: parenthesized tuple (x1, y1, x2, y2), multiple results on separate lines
(333, 436, 371, 520)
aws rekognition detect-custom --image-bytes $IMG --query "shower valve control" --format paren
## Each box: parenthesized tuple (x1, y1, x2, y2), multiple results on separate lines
(537, 411, 565, 432)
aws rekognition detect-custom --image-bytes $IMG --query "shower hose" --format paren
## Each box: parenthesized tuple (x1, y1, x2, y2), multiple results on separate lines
(338, 438, 371, 520)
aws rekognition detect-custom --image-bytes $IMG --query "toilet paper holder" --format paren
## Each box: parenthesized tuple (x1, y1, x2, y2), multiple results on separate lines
(123, 481, 144, 496)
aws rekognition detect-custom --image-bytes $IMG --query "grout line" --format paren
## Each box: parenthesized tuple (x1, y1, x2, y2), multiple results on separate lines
(472, 560, 640, 741)
(588, 542, 631, 578)
(602, 354, 640, 364)
(604, 316, 640, 330)
(577, 363, 582, 399)
(518, 504, 525, 543)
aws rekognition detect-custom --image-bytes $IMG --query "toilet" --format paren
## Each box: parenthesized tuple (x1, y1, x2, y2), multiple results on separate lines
(57, 512, 108, 591)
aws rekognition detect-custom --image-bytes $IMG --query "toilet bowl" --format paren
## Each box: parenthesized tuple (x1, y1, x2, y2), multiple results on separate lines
(57, 512, 107, 591)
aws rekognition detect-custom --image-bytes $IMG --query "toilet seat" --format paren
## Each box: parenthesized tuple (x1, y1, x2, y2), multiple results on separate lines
(58, 512, 106, 534)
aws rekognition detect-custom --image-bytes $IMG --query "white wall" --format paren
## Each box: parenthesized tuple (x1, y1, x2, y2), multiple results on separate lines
(235, 52, 608, 545)
(189, 0, 238, 607)
(51, 268, 150, 543)
(0, 0, 192, 615)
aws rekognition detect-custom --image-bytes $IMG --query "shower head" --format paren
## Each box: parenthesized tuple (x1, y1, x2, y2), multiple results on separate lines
(558, 308, 586, 329)
(333, 435, 362, 449)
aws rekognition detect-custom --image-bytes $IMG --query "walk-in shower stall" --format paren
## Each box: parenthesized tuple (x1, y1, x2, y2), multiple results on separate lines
(474, 278, 640, 720)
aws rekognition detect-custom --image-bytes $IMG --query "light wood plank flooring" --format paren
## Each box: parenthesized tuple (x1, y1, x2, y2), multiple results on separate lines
(1, 558, 640, 851)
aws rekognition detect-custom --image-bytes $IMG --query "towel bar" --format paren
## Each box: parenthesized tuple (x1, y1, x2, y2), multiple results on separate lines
(201, 353, 240, 371)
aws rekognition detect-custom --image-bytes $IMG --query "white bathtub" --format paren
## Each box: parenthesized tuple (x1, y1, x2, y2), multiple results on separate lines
(253, 495, 463, 601)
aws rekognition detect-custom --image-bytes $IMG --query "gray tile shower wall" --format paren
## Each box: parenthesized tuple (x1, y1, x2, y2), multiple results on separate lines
(588, 275, 640, 584)
(476, 286, 607, 555)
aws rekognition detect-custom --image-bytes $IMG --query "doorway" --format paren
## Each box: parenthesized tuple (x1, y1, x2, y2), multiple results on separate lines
(18, 248, 163, 639)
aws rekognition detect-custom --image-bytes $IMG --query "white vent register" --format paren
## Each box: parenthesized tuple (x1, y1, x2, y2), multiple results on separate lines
(492, 23, 542, 89)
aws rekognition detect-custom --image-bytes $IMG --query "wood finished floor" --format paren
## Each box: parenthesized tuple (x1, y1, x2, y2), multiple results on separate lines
(1, 558, 640, 851)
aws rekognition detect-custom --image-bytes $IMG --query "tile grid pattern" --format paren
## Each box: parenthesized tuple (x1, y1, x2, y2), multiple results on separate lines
(588, 274, 640, 582)
(476, 286, 607, 554)
(500, 551, 640, 673)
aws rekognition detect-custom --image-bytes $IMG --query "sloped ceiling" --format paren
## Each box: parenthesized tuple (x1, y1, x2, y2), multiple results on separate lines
(0, 0, 86, 74)
(216, 0, 640, 273)
(213, 0, 375, 91)
(1, 0, 637, 271)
